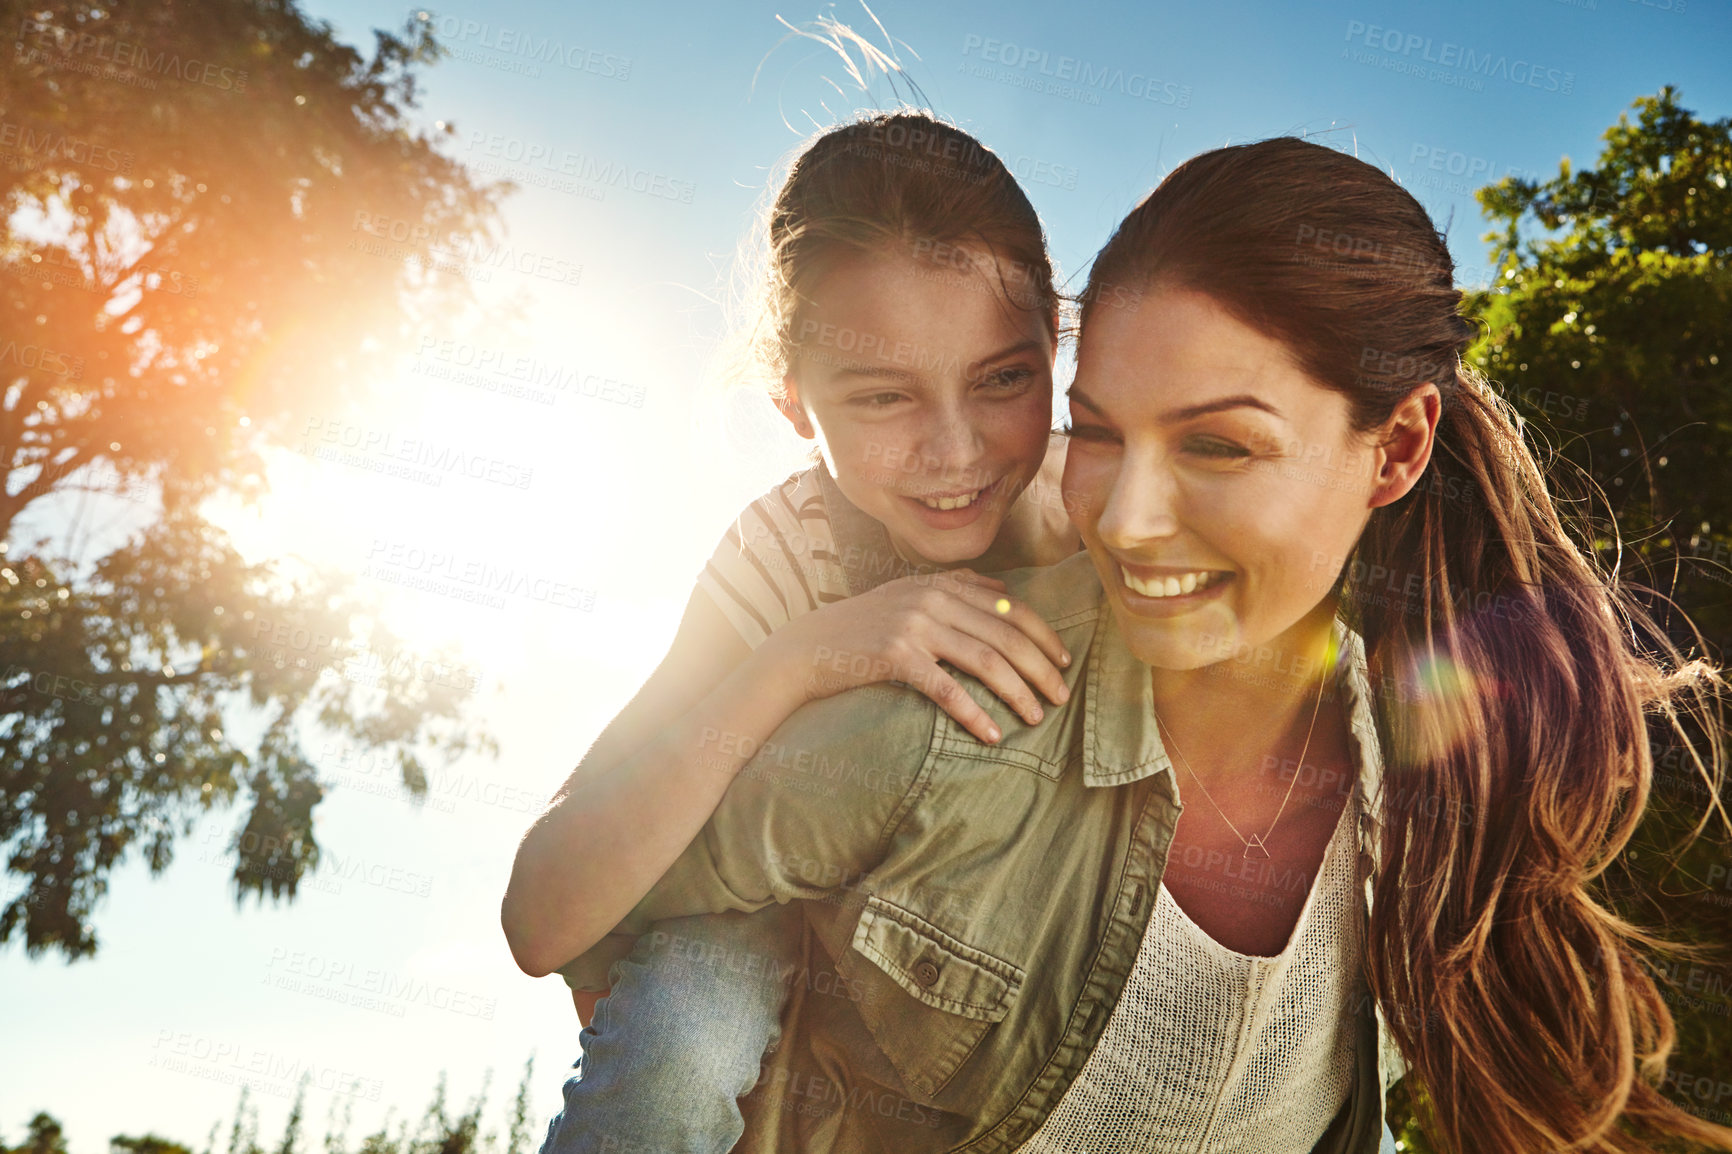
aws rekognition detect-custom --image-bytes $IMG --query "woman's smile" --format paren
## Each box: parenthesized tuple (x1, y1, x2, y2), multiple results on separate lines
(1115, 561, 1234, 609)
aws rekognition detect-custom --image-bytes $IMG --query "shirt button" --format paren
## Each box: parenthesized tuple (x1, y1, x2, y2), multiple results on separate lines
(914, 959, 941, 987)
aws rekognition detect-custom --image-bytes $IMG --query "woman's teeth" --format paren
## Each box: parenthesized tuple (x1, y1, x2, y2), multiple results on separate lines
(1120, 566, 1221, 598)
(919, 488, 984, 511)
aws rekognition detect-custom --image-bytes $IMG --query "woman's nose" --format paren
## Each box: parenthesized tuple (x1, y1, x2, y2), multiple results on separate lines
(1096, 452, 1180, 549)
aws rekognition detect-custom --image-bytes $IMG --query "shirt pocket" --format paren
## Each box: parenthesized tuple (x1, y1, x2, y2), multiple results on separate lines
(842, 894, 1025, 1099)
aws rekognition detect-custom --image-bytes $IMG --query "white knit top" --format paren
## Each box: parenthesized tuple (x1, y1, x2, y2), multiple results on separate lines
(1019, 782, 1364, 1153)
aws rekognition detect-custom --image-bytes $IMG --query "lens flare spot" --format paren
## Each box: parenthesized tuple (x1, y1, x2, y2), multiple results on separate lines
(1396, 651, 1481, 764)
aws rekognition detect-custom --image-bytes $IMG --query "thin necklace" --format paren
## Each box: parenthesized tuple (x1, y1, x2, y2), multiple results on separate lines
(1153, 669, 1329, 860)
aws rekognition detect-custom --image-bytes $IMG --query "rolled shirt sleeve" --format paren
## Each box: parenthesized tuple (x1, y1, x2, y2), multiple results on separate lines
(557, 680, 937, 989)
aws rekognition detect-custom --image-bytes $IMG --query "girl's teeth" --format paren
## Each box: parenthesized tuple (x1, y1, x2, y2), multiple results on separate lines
(1120, 566, 1219, 598)
(920, 489, 983, 511)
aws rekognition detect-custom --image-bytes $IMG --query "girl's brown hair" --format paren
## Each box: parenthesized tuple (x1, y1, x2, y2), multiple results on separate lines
(1081, 136, 1731, 1153)
(740, 111, 1059, 398)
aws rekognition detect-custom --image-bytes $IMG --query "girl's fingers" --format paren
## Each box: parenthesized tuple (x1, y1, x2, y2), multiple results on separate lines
(958, 610, 1072, 709)
(930, 629, 1046, 726)
(922, 592, 1069, 706)
(939, 583, 1071, 675)
(910, 662, 1004, 745)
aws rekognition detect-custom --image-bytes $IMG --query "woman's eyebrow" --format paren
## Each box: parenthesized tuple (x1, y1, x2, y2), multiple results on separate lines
(1066, 385, 1109, 416)
(1160, 394, 1285, 422)
(1068, 386, 1282, 423)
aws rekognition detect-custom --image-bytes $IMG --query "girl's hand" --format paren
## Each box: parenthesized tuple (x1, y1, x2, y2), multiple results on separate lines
(760, 569, 1072, 745)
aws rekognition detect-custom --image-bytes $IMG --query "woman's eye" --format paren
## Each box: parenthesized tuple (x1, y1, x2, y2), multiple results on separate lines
(1184, 435, 1251, 459)
(1061, 419, 1117, 444)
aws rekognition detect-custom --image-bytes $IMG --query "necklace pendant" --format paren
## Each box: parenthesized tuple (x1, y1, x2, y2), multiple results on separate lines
(1243, 834, 1271, 860)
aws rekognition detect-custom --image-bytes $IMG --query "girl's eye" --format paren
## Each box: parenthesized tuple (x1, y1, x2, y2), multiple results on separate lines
(979, 367, 1034, 390)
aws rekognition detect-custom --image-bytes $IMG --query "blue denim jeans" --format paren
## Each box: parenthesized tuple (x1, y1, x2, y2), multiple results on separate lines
(540, 906, 800, 1154)
(1380, 1122, 1399, 1154)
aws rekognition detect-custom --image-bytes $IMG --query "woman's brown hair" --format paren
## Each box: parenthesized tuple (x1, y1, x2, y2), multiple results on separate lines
(736, 110, 1059, 398)
(1080, 136, 1732, 1153)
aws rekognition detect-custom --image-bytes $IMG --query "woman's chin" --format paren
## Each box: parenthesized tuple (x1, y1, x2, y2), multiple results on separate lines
(1108, 603, 1241, 672)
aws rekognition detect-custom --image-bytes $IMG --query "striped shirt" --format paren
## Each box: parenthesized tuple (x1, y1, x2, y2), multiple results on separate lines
(696, 466, 912, 649)
(697, 436, 1076, 649)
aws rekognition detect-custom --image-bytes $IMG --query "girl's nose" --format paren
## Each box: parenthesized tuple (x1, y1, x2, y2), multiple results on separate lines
(919, 404, 989, 488)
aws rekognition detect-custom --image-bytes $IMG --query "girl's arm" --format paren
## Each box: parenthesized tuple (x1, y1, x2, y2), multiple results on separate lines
(501, 568, 1070, 978)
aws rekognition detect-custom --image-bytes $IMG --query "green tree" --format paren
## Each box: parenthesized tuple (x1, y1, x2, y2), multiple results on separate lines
(111, 1136, 196, 1154)
(1460, 85, 1732, 1138)
(2, 1115, 69, 1154)
(0, 0, 508, 957)
(502, 1057, 534, 1154)
(1469, 85, 1732, 649)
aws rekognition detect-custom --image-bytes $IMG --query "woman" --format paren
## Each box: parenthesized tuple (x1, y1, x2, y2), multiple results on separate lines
(536, 136, 1731, 1153)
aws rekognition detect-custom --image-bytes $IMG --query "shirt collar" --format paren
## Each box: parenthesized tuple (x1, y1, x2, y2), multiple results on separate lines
(1079, 605, 1384, 817)
(1078, 596, 1178, 792)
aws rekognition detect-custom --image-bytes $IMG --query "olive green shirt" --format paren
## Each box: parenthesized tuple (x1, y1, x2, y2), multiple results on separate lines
(562, 550, 1402, 1152)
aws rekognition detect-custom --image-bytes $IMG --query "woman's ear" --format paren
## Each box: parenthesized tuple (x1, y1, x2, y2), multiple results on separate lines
(775, 376, 816, 439)
(1369, 383, 1442, 509)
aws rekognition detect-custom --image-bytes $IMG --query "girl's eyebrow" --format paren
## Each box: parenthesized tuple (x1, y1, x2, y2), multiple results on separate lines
(966, 338, 1045, 374)
(828, 337, 1044, 383)
(1067, 386, 1284, 423)
(832, 363, 917, 382)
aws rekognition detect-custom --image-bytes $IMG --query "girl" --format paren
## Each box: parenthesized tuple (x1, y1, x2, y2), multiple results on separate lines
(530, 136, 1732, 1154)
(503, 111, 1080, 1151)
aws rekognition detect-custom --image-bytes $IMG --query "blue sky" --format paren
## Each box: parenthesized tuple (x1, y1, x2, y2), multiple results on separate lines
(4, 0, 1729, 1147)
